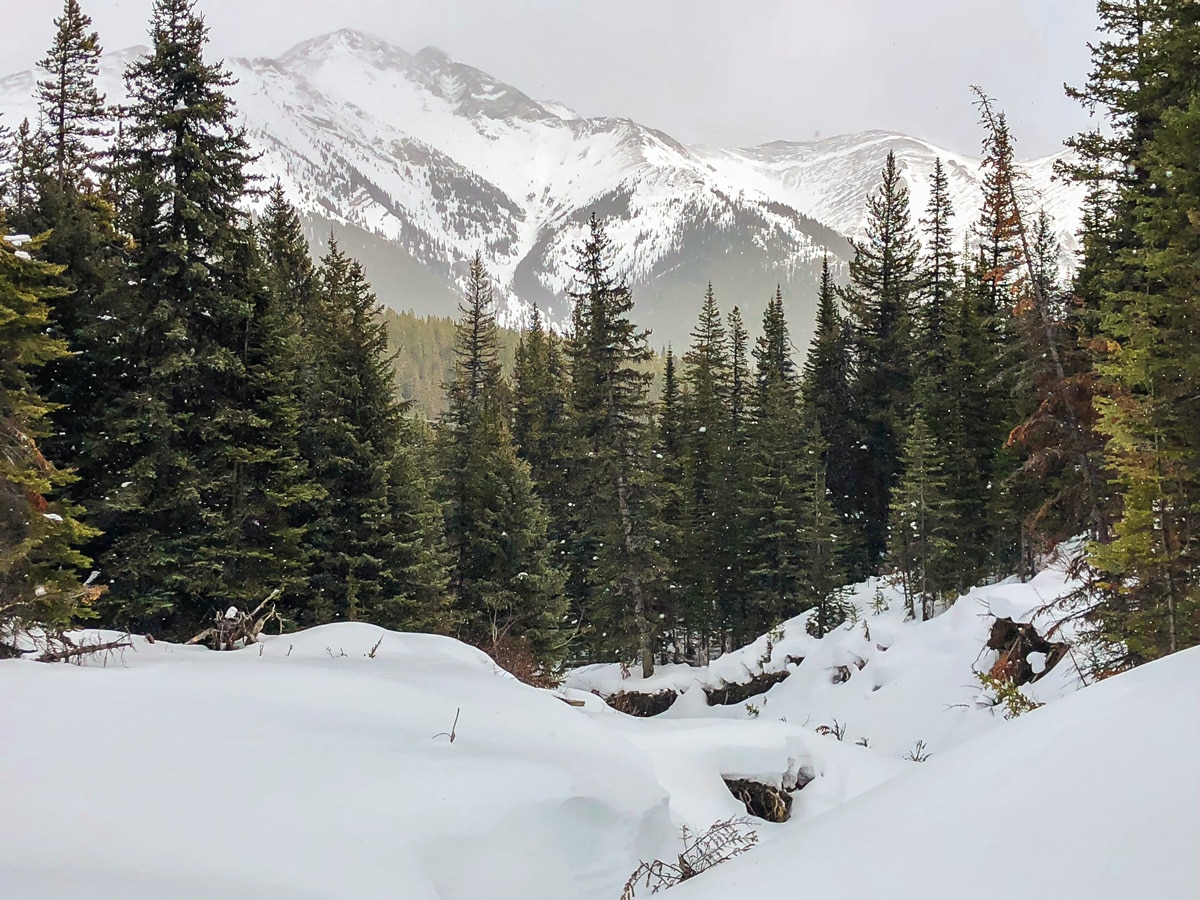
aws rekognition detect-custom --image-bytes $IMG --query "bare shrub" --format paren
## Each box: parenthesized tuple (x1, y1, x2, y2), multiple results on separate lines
(622, 817, 758, 898)
(481, 634, 561, 688)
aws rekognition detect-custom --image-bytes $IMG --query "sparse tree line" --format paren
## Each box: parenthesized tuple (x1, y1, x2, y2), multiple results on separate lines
(1, 0, 1196, 674)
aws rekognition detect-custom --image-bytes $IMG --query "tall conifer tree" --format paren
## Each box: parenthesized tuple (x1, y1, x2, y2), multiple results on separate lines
(741, 289, 806, 638)
(565, 214, 662, 675)
(680, 285, 732, 653)
(1, 231, 97, 636)
(92, 1, 320, 635)
(842, 150, 920, 568)
(439, 254, 564, 663)
(36, 0, 108, 189)
(800, 255, 860, 573)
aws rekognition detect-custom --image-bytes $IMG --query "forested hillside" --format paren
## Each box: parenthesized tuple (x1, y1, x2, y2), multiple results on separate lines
(1, 0, 1196, 682)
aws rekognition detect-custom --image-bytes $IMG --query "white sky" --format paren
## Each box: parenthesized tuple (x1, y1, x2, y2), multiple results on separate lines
(3, 0, 1100, 157)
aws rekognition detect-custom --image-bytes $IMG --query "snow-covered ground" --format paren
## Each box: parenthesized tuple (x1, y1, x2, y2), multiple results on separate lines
(2, 553, 1196, 899)
(672, 643, 1200, 900)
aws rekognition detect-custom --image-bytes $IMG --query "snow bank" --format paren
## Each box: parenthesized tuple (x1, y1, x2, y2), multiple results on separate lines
(671, 644, 1200, 900)
(2, 553, 1178, 900)
(0, 623, 674, 900)
(567, 559, 1089, 758)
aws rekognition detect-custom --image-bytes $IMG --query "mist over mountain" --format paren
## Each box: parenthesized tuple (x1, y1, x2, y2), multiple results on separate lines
(0, 28, 1085, 347)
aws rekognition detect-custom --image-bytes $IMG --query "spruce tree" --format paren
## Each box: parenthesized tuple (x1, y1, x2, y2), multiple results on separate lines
(91, 0, 317, 635)
(565, 214, 663, 675)
(439, 253, 565, 664)
(1006, 211, 1107, 554)
(36, 0, 108, 189)
(1075, 0, 1200, 660)
(511, 306, 573, 586)
(741, 289, 806, 639)
(888, 396, 957, 621)
(303, 241, 432, 626)
(721, 305, 755, 642)
(917, 158, 957, 379)
(379, 416, 452, 633)
(800, 254, 860, 574)
(842, 150, 920, 568)
(654, 348, 688, 657)
(9, 119, 49, 223)
(796, 416, 849, 637)
(0, 231, 97, 637)
(0, 116, 12, 205)
(680, 284, 732, 654)
(512, 306, 568, 492)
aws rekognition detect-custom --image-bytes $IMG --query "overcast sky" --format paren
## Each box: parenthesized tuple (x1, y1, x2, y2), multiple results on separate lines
(3, 0, 1098, 157)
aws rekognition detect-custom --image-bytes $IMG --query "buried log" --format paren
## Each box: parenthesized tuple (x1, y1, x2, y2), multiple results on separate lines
(704, 669, 791, 706)
(602, 689, 679, 717)
(986, 617, 1070, 686)
(724, 779, 793, 823)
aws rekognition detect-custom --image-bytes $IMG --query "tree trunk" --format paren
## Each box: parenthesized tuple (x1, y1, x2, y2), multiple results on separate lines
(616, 468, 653, 678)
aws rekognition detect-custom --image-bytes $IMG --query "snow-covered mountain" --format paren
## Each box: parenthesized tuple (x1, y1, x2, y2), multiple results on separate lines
(0, 30, 1086, 346)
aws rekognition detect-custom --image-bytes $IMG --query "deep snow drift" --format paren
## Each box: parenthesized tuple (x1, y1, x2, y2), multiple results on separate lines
(2, 555, 1195, 899)
(671, 644, 1200, 900)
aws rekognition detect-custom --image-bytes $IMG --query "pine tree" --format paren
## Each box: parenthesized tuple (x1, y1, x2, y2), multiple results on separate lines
(91, 0, 316, 635)
(36, 0, 108, 189)
(1006, 211, 1107, 553)
(565, 214, 663, 675)
(741, 289, 806, 639)
(842, 150, 920, 569)
(888, 396, 958, 622)
(0, 231, 97, 638)
(800, 254, 860, 574)
(654, 348, 688, 657)
(917, 158, 957, 379)
(679, 284, 732, 655)
(438, 254, 565, 663)
(1076, 0, 1200, 660)
(721, 305, 755, 643)
(796, 416, 849, 637)
(9, 119, 49, 223)
(302, 241, 415, 625)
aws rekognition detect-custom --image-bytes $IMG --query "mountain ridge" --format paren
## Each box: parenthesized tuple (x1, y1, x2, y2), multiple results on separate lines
(0, 28, 1086, 346)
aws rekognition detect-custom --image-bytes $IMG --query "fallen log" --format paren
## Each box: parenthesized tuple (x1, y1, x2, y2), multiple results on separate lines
(704, 669, 791, 706)
(38, 637, 132, 663)
(986, 617, 1070, 685)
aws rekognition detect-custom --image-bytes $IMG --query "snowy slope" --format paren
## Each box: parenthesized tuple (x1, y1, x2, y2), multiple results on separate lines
(1, 554, 1189, 899)
(567, 558, 1091, 758)
(0, 625, 675, 900)
(0, 30, 1085, 344)
(697, 130, 1083, 259)
(671, 645, 1200, 900)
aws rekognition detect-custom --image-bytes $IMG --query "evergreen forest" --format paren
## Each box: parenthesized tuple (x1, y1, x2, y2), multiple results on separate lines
(3, 0, 1198, 683)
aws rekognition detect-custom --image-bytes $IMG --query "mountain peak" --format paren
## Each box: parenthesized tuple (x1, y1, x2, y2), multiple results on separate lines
(415, 45, 454, 65)
(280, 29, 412, 68)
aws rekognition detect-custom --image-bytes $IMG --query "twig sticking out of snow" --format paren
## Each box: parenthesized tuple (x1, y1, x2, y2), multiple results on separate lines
(432, 707, 460, 743)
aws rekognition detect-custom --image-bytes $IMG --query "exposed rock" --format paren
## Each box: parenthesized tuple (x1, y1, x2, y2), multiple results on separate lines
(724, 779, 794, 823)
(986, 617, 1070, 686)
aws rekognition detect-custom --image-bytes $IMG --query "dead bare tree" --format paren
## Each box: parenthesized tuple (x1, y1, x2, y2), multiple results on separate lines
(185, 589, 284, 650)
